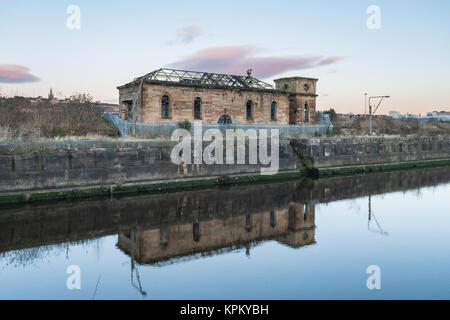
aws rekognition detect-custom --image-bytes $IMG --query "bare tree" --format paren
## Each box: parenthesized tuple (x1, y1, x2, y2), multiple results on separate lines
(69, 92, 94, 104)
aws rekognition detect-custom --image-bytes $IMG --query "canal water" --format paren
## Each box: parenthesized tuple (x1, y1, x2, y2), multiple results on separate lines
(0, 167, 449, 300)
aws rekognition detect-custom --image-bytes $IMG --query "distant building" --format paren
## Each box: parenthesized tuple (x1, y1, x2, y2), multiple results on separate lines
(389, 111, 402, 119)
(389, 110, 450, 122)
(93, 102, 119, 115)
(426, 111, 450, 121)
(405, 113, 421, 119)
(336, 113, 364, 121)
(336, 113, 350, 121)
(354, 113, 369, 120)
(430, 111, 450, 117)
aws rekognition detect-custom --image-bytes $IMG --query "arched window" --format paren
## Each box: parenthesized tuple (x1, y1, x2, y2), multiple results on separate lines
(270, 210, 276, 227)
(245, 214, 252, 232)
(304, 102, 310, 122)
(218, 114, 232, 124)
(161, 95, 170, 119)
(193, 222, 200, 242)
(246, 100, 253, 120)
(271, 101, 277, 121)
(194, 97, 202, 120)
(121, 101, 132, 120)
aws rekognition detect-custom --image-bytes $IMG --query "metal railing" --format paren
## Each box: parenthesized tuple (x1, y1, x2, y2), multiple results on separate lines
(105, 113, 333, 138)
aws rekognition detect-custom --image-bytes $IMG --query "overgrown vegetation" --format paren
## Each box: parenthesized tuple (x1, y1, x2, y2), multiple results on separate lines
(178, 119, 192, 131)
(331, 117, 450, 136)
(0, 97, 118, 141)
(323, 108, 337, 122)
(69, 92, 94, 104)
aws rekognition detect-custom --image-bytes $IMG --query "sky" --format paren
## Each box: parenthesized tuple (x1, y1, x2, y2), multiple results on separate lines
(0, 0, 449, 114)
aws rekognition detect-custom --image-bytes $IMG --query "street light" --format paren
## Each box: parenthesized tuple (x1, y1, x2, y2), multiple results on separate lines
(368, 95, 390, 136)
(364, 93, 368, 114)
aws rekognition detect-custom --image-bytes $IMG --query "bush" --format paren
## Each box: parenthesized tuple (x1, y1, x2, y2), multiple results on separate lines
(305, 167, 320, 179)
(178, 119, 192, 131)
(323, 108, 337, 122)
(53, 127, 67, 137)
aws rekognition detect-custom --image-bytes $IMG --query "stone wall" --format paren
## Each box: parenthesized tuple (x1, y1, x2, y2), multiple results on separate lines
(0, 136, 449, 194)
(120, 82, 290, 125)
(0, 140, 298, 192)
(293, 136, 450, 168)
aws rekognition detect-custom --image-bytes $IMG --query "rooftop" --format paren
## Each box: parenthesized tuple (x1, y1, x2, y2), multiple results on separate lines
(274, 76, 319, 81)
(119, 68, 276, 91)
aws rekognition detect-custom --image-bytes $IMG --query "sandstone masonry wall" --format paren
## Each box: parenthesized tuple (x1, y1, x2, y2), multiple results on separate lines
(295, 136, 450, 168)
(0, 136, 449, 194)
(139, 83, 290, 124)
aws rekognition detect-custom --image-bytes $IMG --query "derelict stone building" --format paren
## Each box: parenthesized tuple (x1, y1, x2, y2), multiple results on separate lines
(118, 68, 318, 125)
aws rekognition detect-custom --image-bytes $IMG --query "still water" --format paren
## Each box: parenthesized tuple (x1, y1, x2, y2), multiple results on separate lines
(0, 167, 449, 300)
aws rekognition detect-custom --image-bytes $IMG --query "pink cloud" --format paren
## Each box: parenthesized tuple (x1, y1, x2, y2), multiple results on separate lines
(169, 45, 344, 78)
(0, 65, 40, 83)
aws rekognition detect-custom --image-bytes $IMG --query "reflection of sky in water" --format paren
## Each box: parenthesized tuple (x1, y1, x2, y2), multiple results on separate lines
(0, 183, 449, 300)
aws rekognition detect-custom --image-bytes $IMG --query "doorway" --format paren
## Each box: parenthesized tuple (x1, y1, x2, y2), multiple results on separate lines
(218, 114, 232, 124)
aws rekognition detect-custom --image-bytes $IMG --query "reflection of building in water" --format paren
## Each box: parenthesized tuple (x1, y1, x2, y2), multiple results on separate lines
(278, 202, 315, 248)
(118, 202, 315, 265)
(2, 166, 449, 259)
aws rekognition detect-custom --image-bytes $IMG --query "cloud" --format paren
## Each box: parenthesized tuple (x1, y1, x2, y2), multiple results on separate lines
(169, 45, 344, 78)
(177, 25, 204, 44)
(0, 65, 40, 83)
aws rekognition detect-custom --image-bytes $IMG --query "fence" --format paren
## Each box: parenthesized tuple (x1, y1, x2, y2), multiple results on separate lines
(105, 113, 333, 138)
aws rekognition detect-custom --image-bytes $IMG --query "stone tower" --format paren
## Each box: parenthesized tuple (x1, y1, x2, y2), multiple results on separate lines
(274, 77, 318, 124)
(48, 88, 54, 100)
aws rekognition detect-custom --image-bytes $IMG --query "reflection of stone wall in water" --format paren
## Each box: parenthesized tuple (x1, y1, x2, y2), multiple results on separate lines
(1, 167, 450, 262)
(117, 203, 316, 265)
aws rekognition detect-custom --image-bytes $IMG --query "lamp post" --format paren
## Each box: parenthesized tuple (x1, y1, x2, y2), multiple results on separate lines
(368, 95, 390, 136)
(365, 93, 368, 114)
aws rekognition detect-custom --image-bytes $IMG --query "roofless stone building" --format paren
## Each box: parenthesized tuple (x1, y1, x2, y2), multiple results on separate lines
(117, 68, 318, 125)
